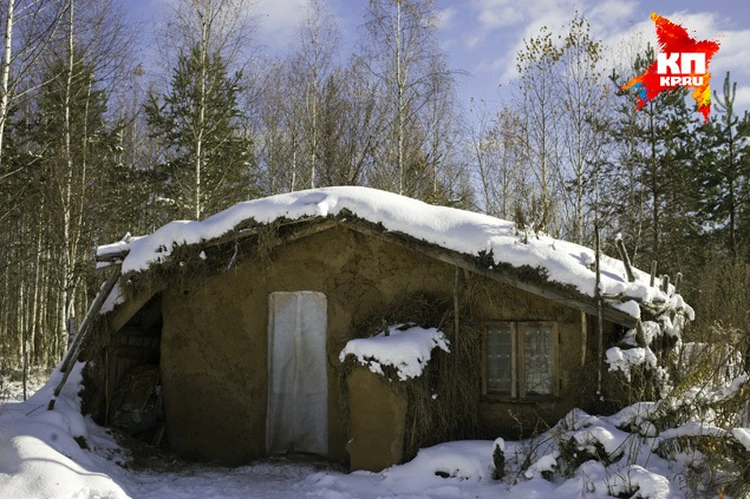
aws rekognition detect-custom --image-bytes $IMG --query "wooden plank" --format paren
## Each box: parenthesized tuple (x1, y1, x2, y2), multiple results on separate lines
(97, 252, 128, 263)
(117, 326, 162, 338)
(453, 267, 460, 348)
(650, 261, 657, 287)
(661, 275, 670, 294)
(616, 238, 636, 283)
(343, 223, 639, 328)
(116, 359, 128, 386)
(110, 283, 160, 333)
(60, 268, 121, 373)
(49, 267, 122, 410)
(105, 348, 111, 425)
(112, 344, 159, 363)
(581, 312, 587, 367)
(481, 325, 488, 397)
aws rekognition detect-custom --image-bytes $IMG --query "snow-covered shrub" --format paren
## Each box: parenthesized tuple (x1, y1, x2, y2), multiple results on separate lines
(602, 293, 693, 410)
(611, 324, 750, 499)
(498, 402, 747, 498)
(655, 376, 750, 498)
(557, 433, 620, 477)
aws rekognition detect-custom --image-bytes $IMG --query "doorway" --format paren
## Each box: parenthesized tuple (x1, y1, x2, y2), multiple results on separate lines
(266, 291, 328, 456)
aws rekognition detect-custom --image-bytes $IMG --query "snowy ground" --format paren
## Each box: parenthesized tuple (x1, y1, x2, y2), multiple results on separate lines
(0, 364, 741, 499)
(0, 366, 49, 403)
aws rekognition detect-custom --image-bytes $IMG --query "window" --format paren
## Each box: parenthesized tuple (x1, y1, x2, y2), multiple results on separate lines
(483, 322, 559, 399)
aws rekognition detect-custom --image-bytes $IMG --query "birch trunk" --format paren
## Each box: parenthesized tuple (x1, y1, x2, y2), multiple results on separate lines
(59, 0, 75, 360)
(0, 0, 14, 167)
(194, 6, 209, 220)
(30, 220, 43, 365)
(395, 0, 404, 194)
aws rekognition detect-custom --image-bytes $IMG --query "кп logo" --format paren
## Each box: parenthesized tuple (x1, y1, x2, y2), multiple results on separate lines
(657, 53, 706, 87)
(621, 13, 720, 124)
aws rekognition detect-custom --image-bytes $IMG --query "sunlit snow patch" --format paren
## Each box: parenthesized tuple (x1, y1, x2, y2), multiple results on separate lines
(339, 324, 450, 380)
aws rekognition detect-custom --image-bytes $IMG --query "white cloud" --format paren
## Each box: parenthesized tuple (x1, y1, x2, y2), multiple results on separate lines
(708, 29, 750, 80)
(254, 0, 308, 49)
(734, 85, 750, 109)
(587, 0, 639, 35)
(477, 4, 523, 29)
(465, 33, 485, 49)
(467, 0, 586, 81)
(437, 6, 457, 29)
(471, 0, 565, 30)
(482, 4, 749, 90)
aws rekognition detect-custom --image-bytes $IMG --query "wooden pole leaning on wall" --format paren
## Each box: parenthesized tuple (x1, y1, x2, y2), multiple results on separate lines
(49, 266, 121, 410)
(674, 272, 682, 295)
(453, 266, 461, 349)
(661, 275, 670, 295)
(581, 312, 587, 367)
(650, 261, 657, 287)
(615, 237, 636, 283)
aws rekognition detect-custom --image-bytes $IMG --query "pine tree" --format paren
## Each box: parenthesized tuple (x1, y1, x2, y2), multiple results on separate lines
(605, 46, 700, 272)
(694, 72, 750, 261)
(21, 51, 116, 361)
(145, 45, 256, 221)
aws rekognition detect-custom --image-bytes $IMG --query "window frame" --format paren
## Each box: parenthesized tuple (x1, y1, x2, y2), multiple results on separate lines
(482, 321, 559, 401)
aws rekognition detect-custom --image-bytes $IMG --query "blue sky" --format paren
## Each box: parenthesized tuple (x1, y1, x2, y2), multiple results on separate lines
(128, 0, 750, 114)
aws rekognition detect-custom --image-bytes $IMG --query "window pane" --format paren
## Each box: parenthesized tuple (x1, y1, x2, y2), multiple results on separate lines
(487, 326, 512, 395)
(524, 326, 554, 396)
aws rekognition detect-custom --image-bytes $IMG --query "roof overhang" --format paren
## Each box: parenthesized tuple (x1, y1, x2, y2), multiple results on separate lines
(99, 216, 639, 330)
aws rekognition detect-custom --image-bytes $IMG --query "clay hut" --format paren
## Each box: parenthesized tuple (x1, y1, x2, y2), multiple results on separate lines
(76, 187, 692, 471)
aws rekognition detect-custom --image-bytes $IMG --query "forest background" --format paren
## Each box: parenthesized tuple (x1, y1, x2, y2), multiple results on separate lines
(0, 0, 748, 379)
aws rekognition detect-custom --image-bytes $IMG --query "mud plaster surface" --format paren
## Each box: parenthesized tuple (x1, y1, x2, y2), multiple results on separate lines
(159, 225, 610, 463)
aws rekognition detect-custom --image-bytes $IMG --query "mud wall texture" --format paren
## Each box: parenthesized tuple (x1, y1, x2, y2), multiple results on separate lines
(345, 367, 408, 471)
(159, 224, 614, 464)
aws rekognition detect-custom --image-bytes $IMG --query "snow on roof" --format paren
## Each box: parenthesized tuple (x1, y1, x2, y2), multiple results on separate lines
(97, 186, 685, 320)
(339, 324, 450, 380)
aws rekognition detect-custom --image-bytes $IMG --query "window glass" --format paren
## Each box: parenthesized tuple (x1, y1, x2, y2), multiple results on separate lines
(487, 325, 512, 394)
(523, 325, 554, 396)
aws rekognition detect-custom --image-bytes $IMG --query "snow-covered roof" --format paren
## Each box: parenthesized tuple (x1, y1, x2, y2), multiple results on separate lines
(97, 186, 691, 325)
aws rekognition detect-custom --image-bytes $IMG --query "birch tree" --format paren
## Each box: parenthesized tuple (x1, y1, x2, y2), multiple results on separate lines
(0, 0, 134, 363)
(467, 101, 526, 219)
(557, 14, 609, 244)
(292, 0, 340, 189)
(0, 0, 65, 170)
(515, 27, 563, 234)
(362, 0, 451, 197)
(316, 57, 379, 187)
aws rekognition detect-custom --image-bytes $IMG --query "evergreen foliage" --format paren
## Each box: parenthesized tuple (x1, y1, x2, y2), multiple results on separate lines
(145, 44, 256, 221)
